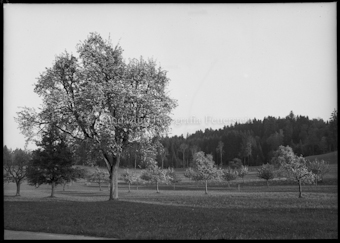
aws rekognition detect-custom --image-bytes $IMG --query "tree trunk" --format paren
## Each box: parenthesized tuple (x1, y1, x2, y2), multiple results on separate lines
(183, 153, 185, 168)
(51, 181, 55, 197)
(156, 181, 160, 193)
(15, 181, 21, 196)
(113, 155, 120, 200)
(298, 180, 302, 198)
(134, 154, 137, 170)
(128, 182, 131, 192)
(220, 153, 223, 168)
(108, 164, 115, 200)
(205, 180, 208, 194)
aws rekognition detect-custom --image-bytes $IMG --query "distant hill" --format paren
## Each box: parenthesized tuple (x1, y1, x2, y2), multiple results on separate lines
(305, 151, 338, 164)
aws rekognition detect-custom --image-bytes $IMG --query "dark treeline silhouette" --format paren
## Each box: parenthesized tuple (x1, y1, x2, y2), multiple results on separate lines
(116, 110, 337, 168)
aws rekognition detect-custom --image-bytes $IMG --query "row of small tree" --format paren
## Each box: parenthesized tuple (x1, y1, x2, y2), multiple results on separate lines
(183, 146, 329, 198)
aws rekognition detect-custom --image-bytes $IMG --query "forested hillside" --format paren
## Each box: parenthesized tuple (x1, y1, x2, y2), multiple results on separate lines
(157, 110, 338, 168)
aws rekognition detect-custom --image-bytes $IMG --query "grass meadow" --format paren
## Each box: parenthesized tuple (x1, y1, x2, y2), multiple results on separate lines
(4, 159, 338, 239)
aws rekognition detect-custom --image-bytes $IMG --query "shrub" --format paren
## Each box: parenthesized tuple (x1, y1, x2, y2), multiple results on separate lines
(221, 167, 238, 188)
(228, 158, 243, 170)
(257, 164, 275, 187)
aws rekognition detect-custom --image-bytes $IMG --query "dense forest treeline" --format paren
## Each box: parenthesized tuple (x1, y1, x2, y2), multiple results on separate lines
(116, 110, 337, 169)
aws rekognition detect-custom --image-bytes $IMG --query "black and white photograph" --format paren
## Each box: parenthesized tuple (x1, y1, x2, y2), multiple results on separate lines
(3, 3, 337, 240)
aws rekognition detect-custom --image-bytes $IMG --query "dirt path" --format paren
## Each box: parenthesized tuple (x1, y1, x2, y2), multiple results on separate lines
(4, 230, 116, 240)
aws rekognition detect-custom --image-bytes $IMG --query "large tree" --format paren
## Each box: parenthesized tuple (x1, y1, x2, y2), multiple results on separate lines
(16, 33, 177, 200)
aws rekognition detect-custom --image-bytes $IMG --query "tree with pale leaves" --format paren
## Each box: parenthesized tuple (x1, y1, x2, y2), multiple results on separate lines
(272, 145, 315, 198)
(221, 167, 238, 188)
(15, 32, 177, 200)
(237, 165, 249, 183)
(189, 151, 222, 194)
(88, 167, 109, 191)
(307, 159, 329, 186)
(166, 167, 181, 190)
(121, 169, 138, 192)
(140, 158, 169, 193)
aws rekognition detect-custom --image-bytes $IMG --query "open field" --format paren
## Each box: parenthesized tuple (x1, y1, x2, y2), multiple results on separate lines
(4, 166, 338, 239)
(305, 151, 338, 164)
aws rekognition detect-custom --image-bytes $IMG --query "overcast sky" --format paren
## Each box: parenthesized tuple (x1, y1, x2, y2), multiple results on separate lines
(4, 3, 337, 151)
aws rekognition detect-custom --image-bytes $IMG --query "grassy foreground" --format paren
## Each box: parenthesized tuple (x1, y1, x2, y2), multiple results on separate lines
(4, 199, 337, 239)
(4, 178, 338, 239)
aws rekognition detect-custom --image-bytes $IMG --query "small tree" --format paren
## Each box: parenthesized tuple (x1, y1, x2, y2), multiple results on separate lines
(134, 172, 144, 190)
(307, 159, 329, 186)
(88, 167, 109, 191)
(237, 165, 249, 183)
(257, 164, 275, 187)
(121, 169, 138, 192)
(184, 167, 196, 181)
(26, 126, 85, 197)
(166, 168, 181, 190)
(140, 159, 169, 193)
(273, 145, 315, 198)
(190, 151, 222, 194)
(221, 167, 238, 188)
(3, 146, 31, 196)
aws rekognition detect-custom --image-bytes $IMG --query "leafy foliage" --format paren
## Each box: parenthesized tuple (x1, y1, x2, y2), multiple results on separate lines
(307, 159, 329, 185)
(228, 158, 243, 170)
(237, 165, 249, 183)
(26, 126, 85, 197)
(257, 164, 275, 186)
(88, 167, 109, 191)
(3, 146, 31, 196)
(140, 158, 169, 193)
(221, 167, 238, 187)
(273, 145, 315, 198)
(186, 151, 222, 194)
(165, 168, 181, 190)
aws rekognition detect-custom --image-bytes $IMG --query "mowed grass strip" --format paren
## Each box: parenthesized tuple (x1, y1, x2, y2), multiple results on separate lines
(4, 199, 338, 239)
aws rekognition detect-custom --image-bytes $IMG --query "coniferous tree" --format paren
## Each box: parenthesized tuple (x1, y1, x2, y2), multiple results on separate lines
(26, 126, 85, 197)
